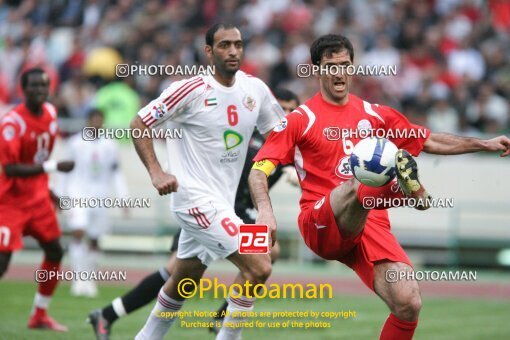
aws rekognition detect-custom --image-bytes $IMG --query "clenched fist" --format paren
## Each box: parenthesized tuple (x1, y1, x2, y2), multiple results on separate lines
(485, 135, 510, 157)
(151, 171, 179, 195)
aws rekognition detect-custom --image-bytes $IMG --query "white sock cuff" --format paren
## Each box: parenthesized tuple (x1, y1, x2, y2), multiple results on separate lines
(157, 288, 184, 311)
(112, 297, 127, 317)
(227, 290, 255, 310)
(34, 292, 52, 309)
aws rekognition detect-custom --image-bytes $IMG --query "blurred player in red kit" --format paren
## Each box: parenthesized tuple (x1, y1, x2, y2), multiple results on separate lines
(0, 68, 74, 331)
(249, 35, 510, 339)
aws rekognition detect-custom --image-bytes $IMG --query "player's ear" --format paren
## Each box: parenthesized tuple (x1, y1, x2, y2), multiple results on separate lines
(204, 45, 213, 59)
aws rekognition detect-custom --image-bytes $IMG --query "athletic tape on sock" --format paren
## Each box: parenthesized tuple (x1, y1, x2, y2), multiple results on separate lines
(158, 267, 171, 281)
(112, 297, 127, 317)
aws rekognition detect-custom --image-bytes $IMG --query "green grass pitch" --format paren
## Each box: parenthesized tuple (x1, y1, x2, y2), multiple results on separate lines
(0, 281, 509, 339)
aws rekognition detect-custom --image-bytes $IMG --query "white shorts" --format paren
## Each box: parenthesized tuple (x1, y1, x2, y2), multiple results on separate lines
(173, 201, 243, 266)
(67, 207, 110, 239)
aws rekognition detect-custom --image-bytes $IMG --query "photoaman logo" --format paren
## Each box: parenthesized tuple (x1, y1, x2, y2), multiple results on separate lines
(224, 130, 243, 150)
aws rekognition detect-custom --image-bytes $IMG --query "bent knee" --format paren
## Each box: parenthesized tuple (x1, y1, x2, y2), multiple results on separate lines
(393, 294, 422, 320)
(333, 178, 358, 197)
(45, 243, 64, 262)
(344, 178, 359, 190)
(244, 262, 272, 284)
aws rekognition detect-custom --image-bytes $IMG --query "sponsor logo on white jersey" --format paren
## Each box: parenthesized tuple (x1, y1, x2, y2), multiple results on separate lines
(223, 130, 243, 150)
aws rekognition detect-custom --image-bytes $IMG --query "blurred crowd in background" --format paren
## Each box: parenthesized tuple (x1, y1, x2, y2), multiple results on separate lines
(0, 0, 509, 135)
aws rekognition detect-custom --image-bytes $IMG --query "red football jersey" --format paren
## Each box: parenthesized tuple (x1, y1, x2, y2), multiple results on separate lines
(0, 102, 58, 206)
(254, 92, 430, 210)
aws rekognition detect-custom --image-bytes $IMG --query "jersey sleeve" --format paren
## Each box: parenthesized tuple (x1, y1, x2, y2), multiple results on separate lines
(253, 111, 307, 166)
(137, 76, 205, 128)
(255, 81, 285, 134)
(0, 117, 21, 165)
(380, 106, 431, 156)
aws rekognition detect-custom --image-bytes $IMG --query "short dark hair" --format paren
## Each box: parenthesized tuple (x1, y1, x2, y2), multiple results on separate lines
(273, 88, 300, 105)
(20, 68, 47, 89)
(87, 108, 104, 119)
(205, 23, 238, 46)
(310, 34, 354, 66)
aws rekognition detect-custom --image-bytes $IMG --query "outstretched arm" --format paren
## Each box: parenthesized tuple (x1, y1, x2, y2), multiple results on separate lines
(249, 164, 277, 246)
(3, 161, 74, 177)
(130, 116, 178, 195)
(423, 133, 510, 157)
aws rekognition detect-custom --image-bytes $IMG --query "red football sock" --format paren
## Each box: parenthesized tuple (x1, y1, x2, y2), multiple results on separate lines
(38, 259, 61, 296)
(357, 180, 406, 209)
(380, 313, 418, 340)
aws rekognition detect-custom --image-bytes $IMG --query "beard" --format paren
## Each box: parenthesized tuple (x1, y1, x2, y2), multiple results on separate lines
(213, 55, 240, 77)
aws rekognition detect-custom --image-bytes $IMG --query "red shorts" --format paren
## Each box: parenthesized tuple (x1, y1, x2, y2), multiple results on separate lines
(298, 192, 411, 291)
(0, 197, 61, 252)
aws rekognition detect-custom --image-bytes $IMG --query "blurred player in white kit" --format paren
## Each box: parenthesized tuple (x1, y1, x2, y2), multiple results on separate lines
(61, 108, 128, 297)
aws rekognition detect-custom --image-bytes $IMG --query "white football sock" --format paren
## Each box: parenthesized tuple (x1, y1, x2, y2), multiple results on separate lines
(88, 249, 99, 272)
(86, 248, 99, 296)
(135, 288, 184, 340)
(31, 292, 52, 314)
(216, 290, 255, 340)
(68, 239, 88, 272)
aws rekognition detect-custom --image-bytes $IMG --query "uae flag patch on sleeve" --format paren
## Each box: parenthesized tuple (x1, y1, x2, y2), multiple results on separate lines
(205, 98, 218, 106)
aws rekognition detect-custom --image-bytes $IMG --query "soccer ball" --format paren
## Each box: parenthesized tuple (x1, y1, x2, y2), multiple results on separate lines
(349, 137, 398, 187)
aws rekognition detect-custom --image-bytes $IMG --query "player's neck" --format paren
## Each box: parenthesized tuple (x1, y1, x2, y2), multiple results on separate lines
(25, 102, 43, 116)
(213, 72, 236, 87)
(321, 92, 349, 107)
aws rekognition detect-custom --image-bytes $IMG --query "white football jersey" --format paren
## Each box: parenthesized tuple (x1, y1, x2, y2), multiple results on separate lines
(137, 71, 284, 210)
(61, 134, 128, 198)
